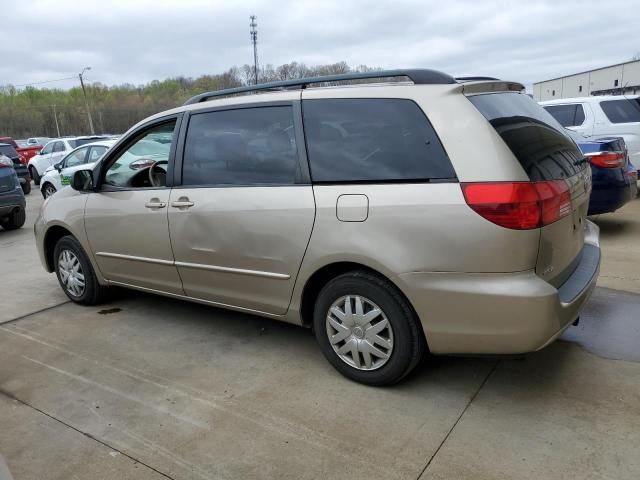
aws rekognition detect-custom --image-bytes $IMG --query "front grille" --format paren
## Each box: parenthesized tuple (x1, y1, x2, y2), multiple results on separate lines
(0, 173, 15, 193)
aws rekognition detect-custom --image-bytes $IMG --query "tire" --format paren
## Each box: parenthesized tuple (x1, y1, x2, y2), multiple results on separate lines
(313, 270, 426, 386)
(42, 182, 57, 198)
(54, 235, 108, 305)
(0, 208, 26, 230)
(21, 180, 31, 195)
(29, 166, 40, 186)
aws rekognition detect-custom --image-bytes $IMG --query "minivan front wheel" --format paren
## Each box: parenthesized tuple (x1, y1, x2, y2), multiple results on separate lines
(313, 271, 426, 386)
(54, 235, 108, 305)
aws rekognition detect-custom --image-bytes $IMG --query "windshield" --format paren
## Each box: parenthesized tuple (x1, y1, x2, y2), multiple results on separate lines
(127, 139, 171, 156)
(69, 137, 107, 148)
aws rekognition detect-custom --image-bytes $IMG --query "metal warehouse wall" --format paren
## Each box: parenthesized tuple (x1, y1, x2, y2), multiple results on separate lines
(534, 60, 640, 101)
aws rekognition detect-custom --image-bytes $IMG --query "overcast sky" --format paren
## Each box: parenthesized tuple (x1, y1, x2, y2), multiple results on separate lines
(1, 0, 638, 91)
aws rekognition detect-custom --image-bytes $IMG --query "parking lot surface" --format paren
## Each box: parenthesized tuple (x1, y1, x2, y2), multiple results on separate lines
(1, 193, 639, 480)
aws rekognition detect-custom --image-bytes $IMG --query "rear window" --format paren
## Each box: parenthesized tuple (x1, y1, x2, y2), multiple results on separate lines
(600, 99, 640, 124)
(0, 145, 19, 158)
(69, 137, 105, 148)
(302, 99, 455, 182)
(469, 93, 586, 181)
(543, 104, 585, 127)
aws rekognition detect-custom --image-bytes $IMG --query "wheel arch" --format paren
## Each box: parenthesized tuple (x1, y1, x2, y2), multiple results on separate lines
(43, 225, 74, 272)
(298, 261, 422, 334)
(40, 181, 55, 198)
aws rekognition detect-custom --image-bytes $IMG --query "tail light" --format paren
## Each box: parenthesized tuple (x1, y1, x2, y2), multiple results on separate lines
(461, 181, 572, 230)
(20, 155, 28, 165)
(585, 151, 625, 168)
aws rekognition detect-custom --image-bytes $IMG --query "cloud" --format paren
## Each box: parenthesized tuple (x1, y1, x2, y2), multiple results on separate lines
(1, 0, 638, 90)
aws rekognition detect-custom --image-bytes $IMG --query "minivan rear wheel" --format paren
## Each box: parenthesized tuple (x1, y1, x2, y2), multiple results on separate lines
(313, 271, 426, 386)
(54, 235, 108, 305)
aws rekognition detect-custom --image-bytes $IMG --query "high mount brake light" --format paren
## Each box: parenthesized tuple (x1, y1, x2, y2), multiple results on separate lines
(461, 181, 572, 230)
(585, 151, 625, 169)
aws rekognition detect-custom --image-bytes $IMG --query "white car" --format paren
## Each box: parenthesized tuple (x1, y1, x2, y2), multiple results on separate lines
(39, 138, 170, 198)
(28, 136, 108, 186)
(539, 95, 640, 167)
(39, 141, 114, 198)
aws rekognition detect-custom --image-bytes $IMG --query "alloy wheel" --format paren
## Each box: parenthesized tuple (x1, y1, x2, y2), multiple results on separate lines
(58, 249, 85, 297)
(326, 295, 394, 371)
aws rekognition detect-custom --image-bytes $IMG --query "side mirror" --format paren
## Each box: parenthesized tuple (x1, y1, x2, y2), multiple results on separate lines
(54, 163, 62, 172)
(70, 169, 94, 192)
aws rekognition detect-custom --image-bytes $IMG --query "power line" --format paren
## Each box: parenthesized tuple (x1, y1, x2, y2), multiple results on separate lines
(9, 76, 78, 88)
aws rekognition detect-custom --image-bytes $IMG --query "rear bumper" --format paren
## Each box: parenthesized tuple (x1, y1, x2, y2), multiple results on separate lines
(399, 220, 600, 355)
(588, 169, 634, 215)
(13, 165, 30, 184)
(0, 191, 26, 216)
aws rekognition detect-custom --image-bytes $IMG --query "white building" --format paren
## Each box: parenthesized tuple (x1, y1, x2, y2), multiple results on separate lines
(533, 59, 640, 101)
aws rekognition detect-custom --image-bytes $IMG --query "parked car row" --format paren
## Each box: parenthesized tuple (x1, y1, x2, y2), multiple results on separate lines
(28, 135, 113, 185)
(541, 95, 639, 214)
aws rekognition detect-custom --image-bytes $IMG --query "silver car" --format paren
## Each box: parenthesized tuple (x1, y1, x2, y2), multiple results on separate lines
(35, 70, 600, 385)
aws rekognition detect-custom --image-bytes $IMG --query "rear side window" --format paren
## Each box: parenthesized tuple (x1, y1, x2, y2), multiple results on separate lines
(469, 93, 585, 181)
(600, 99, 640, 124)
(302, 99, 455, 182)
(182, 106, 301, 186)
(88, 146, 108, 162)
(41, 143, 54, 154)
(543, 104, 585, 127)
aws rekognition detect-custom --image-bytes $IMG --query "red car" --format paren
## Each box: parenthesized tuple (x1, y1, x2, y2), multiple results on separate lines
(0, 136, 43, 164)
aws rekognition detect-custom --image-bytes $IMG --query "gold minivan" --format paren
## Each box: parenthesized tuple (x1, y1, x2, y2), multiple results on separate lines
(35, 70, 600, 385)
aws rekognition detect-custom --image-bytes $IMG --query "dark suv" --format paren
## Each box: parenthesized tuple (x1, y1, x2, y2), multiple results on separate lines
(0, 143, 31, 194)
(0, 155, 26, 230)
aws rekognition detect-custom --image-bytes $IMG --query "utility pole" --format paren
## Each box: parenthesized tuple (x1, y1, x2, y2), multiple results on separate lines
(78, 67, 95, 135)
(52, 104, 61, 137)
(250, 15, 259, 85)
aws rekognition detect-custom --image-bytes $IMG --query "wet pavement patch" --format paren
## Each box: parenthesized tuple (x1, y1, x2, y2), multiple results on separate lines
(561, 287, 640, 363)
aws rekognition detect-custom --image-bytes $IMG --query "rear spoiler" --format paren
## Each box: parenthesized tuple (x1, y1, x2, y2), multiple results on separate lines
(461, 80, 526, 95)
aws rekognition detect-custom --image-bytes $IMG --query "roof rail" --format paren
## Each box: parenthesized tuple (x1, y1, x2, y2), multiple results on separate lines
(455, 76, 500, 82)
(183, 69, 456, 105)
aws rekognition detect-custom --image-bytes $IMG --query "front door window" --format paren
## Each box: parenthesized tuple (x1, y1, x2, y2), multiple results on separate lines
(103, 121, 175, 189)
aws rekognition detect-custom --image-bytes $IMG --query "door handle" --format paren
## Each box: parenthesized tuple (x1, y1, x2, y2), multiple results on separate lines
(171, 197, 194, 209)
(145, 200, 166, 209)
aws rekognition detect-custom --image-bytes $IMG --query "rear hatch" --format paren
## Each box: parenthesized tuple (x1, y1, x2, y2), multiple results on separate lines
(0, 167, 17, 193)
(0, 144, 21, 168)
(468, 91, 590, 287)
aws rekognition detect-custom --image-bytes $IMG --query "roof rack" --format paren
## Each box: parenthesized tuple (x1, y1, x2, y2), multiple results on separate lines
(455, 76, 500, 82)
(183, 69, 456, 105)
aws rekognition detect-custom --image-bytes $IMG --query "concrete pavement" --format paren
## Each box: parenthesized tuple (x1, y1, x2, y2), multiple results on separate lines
(591, 196, 640, 294)
(0, 193, 638, 480)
